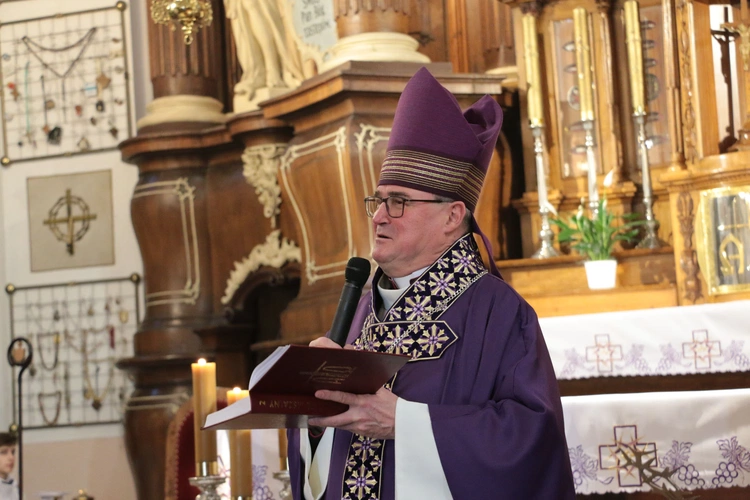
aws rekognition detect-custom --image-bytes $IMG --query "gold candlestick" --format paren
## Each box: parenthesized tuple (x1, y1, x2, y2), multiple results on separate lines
(523, 13, 544, 127)
(191, 358, 218, 476)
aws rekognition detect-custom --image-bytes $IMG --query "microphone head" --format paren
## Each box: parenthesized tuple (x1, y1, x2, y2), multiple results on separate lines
(345, 257, 371, 287)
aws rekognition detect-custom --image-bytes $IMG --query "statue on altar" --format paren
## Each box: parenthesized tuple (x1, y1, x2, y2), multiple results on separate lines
(225, 0, 309, 112)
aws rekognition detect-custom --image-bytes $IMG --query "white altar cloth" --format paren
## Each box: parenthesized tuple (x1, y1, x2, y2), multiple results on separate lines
(539, 301, 750, 379)
(562, 388, 750, 495)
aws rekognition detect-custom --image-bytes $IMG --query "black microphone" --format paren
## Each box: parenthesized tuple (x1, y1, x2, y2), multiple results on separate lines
(329, 257, 371, 346)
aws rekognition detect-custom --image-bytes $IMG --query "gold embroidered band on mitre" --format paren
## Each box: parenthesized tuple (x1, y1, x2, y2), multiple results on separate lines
(379, 150, 484, 209)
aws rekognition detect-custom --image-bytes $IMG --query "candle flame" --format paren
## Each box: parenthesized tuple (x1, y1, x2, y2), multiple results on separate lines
(197, 358, 207, 365)
(233, 387, 242, 394)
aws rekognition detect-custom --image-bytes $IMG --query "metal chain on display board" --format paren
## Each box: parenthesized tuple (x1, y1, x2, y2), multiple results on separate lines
(0, 2, 132, 165)
(5, 274, 141, 429)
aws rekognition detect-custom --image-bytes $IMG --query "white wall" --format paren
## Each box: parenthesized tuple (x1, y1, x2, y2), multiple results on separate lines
(0, 0, 151, 497)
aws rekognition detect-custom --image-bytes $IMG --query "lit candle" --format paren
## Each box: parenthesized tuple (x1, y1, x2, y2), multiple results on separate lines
(523, 13, 544, 127)
(227, 387, 253, 497)
(573, 7, 595, 122)
(191, 358, 218, 476)
(278, 429, 288, 471)
(624, 1, 646, 115)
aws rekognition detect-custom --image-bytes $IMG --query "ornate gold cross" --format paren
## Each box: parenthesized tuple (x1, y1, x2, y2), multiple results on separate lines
(722, 23, 750, 71)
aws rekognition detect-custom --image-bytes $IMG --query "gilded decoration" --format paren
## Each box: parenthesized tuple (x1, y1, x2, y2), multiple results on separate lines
(676, 0, 698, 164)
(220, 229, 301, 304)
(242, 143, 287, 228)
(662, 0, 686, 171)
(151, 0, 213, 45)
(677, 191, 702, 303)
(696, 186, 750, 296)
(342, 234, 488, 500)
(336, 0, 409, 17)
(133, 178, 201, 307)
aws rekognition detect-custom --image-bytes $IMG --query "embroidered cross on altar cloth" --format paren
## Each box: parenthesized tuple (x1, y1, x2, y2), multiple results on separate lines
(563, 388, 750, 495)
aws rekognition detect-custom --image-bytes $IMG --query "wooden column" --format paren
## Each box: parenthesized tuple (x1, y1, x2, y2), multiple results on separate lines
(118, 132, 224, 500)
(320, 0, 429, 72)
(335, 0, 410, 37)
(148, 2, 224, 99)
(138, 0, 228, 131)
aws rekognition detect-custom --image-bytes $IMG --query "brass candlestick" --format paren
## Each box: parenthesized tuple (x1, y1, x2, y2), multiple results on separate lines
(530, 126, 560, 258)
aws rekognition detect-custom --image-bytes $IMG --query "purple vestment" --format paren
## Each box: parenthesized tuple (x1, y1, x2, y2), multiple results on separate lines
(288, 235, 575, 499)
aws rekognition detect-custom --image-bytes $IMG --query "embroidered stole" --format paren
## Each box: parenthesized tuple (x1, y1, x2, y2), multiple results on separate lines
(341, 234, 487, 500)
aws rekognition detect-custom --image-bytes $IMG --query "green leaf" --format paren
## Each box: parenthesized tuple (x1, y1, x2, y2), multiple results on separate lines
(549, 197, 648, 259)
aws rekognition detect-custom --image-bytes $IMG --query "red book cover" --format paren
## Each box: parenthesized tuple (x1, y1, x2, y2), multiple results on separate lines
(203, 345, 409, 430)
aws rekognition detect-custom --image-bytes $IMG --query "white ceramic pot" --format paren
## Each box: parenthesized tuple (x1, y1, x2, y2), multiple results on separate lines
(583, 259, 617, 290)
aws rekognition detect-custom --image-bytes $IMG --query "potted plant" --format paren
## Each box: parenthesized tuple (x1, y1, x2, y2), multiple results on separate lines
(552, 198, 643, 290)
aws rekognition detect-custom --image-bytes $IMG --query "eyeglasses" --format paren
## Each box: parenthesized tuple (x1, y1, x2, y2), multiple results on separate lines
(364, 195, 449, 218)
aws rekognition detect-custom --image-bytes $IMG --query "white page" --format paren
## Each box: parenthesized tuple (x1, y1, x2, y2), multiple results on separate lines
(248, 344, 290, 389)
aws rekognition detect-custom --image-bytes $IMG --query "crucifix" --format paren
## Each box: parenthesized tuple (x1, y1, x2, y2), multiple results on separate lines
(713, 6, 740, 152)
(722, 0, 750, 149)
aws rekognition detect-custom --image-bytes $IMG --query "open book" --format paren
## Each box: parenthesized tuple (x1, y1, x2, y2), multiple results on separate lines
(203, 345, 409, 429)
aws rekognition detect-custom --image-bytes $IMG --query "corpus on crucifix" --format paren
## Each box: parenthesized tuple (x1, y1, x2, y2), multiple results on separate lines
(722, 0, 750, 149)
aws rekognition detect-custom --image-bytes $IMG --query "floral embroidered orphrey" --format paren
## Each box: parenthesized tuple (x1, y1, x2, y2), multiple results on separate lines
(341, 234, 487, 500)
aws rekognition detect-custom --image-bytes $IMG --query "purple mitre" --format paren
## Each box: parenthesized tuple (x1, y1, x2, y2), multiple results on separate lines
(379, 67, 503, 213)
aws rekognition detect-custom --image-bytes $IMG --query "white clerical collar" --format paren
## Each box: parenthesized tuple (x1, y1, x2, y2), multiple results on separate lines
(392, 267, 428, 288)
(377, 267, 429, 317)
